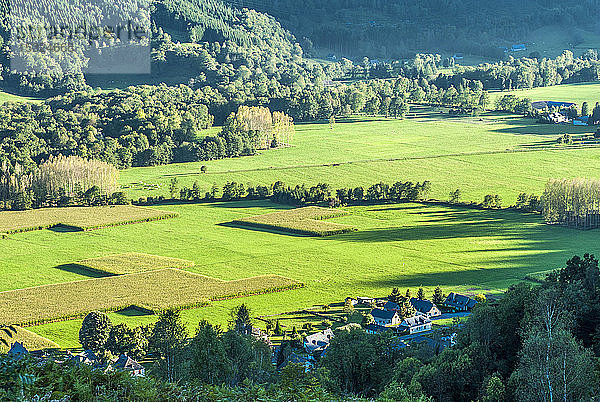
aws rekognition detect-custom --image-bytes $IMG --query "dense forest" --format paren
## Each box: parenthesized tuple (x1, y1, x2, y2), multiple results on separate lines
(223, 0, 600, 59)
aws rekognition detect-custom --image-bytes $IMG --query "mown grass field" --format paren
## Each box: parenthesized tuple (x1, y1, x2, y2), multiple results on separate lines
(0, 90, 42, 104)
(489, 82, 600, 107)
(1, 200, 597, 347)
(232, 206, 356, 236)
(120, 112, 600, 206)
(0, 205, 177, 234)
(0, 268, 301, 326)
(78, 252, 195, 275)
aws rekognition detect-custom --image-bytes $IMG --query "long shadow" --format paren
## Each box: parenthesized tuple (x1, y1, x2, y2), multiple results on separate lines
(217, 221, 311, 237)
(47, 224, 83, 233)
(331, 206, 554, 243)
(54, 263, 112, 278)
(113, 306, 153, 317)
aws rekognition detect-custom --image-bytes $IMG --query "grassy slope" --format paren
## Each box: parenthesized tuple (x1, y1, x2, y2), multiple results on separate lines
(121, 112, 600, 205)
(3, 200, 595, 347)
(0, 90, 42, 104)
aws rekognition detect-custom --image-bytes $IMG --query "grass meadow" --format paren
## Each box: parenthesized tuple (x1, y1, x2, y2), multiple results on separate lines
(489, 82, 600, 107)
(120, 112, 600, 206)
(0, 90, 42, 104)
(1, 200, 597, 347)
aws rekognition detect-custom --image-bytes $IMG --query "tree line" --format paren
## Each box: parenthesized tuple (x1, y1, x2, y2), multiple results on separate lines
(542, 178, 600, 229)
(0, 155, 124, 210)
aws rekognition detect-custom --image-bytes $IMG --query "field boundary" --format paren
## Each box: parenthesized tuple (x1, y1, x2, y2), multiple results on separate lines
(0, 206, 178, 236)
(0, 269, 304, 327)
(159, 145, 599, 179)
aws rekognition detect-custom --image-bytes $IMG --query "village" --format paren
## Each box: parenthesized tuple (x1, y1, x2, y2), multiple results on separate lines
(5, 290, 480, 376)
(271, 290, 480, 371)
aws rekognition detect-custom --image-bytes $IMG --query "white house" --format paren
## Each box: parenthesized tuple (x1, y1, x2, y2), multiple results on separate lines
(409, 298, 442, 318)
(113, 354, 145, 377)
(304, 328, 334, 354)
(400, 315, 432, 334)
(370, 308, 401, 327)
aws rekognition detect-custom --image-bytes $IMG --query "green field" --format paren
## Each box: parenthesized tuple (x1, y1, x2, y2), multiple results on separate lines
(120, 112, 600, 206)
(0, 326, 59, 352)
(0, 90, 42, 104)
(6, 91, 600, 349)
(1, 200, 597, 347)
(490, 82, 600, 107)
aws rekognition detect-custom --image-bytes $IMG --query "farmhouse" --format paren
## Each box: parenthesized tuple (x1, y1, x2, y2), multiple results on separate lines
(242, 324, 271, 345)
(410, 298, 442, 318)
(304, 328, 334, 354)
(113, 354, 145, 377)
(400, 315, 432, 334)
(532, 101, 577, 111)
(8, 342, 28, 359)
(71, 350, 98, 366)
(371, 308, 401, 327)
(364, 323, 393, 334)
(383, 301, 401, 311)
(357, 296, 375, 305)
(444, 292, 477, 312)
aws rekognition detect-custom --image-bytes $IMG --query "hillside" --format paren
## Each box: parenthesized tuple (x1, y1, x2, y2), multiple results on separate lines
(224, 0, 600, 59)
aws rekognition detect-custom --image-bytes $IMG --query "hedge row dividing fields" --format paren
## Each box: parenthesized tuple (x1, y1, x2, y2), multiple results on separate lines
(0, 269, 303, 326)
(231, 206, 357, 236)
(0, 205, 177, 235)
(77, 252, 195, 275)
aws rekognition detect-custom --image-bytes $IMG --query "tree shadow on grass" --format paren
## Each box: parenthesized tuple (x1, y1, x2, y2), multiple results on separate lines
(54, 263, 112, 278)
(47, 224, 83, 233)
(113, 306, 153, 317)
(362, 265, 536, 290)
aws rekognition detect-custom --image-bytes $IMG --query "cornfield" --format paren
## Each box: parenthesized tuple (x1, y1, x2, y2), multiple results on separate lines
(78, 252, 195, 275)
(0, 205, 177, 234)
(0, 269, 303, 327)
(232, 206, 357, 236)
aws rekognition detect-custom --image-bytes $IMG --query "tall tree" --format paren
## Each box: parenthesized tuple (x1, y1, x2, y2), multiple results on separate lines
(149, 309, 188, 383)
(79, 311, 112, 353)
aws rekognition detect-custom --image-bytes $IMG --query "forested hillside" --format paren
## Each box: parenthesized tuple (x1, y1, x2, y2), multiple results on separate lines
(225, 0, 600, 58)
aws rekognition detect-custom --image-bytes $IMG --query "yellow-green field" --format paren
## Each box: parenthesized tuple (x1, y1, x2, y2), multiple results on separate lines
(0, 205, 177, 234)
(232, 206, 356, 236)
(78, 252, 195, 275)
(0, 326, 59, 352)
(0, 268, 302, 326)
